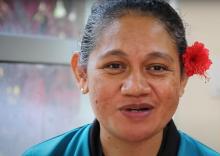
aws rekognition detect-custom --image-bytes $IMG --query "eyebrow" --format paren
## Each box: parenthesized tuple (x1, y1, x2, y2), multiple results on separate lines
(99, 49, 128, 59)
(146, 51, 174, 63)
(99, 49, 174, 63)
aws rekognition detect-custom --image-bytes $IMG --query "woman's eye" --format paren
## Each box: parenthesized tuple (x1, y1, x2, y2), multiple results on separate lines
(150, 65, 166, 71)
(146, 64, 169, 74)
(107, 63, 122, 69)
(104, 63, 126, 74)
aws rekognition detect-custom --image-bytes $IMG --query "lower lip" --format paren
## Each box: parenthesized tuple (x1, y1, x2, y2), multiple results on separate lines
(120, 109, 152, 120)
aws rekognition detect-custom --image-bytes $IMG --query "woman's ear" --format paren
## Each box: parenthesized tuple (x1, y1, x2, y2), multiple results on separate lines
(179, 72, 189, 97)
(71, 52, 89, 94)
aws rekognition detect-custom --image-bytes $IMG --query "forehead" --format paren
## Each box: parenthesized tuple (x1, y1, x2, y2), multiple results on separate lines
(92, 15, 178, 60)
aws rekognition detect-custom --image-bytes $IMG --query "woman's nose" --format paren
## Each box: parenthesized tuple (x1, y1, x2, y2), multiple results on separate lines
(121, 72, 151, 97)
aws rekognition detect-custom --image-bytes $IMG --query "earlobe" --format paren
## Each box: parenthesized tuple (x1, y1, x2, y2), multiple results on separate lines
(71, 52, 89, 94)
(79, 78, 89, 94)
(179, 88, 185, 97)
(179, 73, 188, 97)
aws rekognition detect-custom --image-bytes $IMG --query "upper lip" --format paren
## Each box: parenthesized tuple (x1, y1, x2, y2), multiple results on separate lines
(118, 103, 154, 111)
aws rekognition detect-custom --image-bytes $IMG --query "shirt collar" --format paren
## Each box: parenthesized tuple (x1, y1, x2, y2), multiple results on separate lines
(89, 119, 180, 156)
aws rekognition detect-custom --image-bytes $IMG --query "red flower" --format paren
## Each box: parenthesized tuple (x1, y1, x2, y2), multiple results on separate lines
(183, 41, 212, 77)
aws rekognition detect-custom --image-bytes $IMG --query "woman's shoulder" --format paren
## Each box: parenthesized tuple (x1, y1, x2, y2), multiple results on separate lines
(178, 131, 220, 156)
(22, 124, 92, 156)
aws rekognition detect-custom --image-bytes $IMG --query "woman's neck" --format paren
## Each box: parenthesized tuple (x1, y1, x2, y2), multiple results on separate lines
(100, 128, 163, 156)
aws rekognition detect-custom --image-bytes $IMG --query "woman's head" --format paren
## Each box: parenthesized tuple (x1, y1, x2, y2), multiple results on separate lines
(80, 0, 187, 72)
(72, 0, 188, 144)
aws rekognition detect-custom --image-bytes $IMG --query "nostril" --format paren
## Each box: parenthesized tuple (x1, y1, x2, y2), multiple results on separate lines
(121, 77, 151, 96)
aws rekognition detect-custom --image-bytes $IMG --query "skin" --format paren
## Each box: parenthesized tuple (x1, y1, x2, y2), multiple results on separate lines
(72, 14, 188, 156)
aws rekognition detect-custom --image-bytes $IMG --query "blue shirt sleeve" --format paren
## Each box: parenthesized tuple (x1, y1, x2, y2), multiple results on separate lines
(178, 131, 220, 156)
(22, 124, 91, 156)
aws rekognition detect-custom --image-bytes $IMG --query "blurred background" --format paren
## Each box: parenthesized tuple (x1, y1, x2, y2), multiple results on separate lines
(0, 0, 219, 155)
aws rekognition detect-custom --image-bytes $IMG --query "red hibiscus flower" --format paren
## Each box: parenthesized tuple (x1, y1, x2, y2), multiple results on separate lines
(183, 41, 212, 77)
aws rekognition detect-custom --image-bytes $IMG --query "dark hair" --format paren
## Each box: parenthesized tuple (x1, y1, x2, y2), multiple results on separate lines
(80, 0, 187, 72)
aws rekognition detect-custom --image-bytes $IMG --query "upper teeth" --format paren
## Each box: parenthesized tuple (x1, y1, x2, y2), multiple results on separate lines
(127, 108, 148, 111)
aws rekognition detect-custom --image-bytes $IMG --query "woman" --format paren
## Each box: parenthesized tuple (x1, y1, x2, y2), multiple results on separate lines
(23, 0, 219, 156)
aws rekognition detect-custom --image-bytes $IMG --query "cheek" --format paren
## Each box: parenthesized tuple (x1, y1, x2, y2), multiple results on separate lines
(88, 73, 118, 117)
(154, 78, 181, 111)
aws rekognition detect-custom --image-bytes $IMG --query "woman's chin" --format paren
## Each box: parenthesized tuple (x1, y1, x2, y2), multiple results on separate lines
(115, 125, 161, 143)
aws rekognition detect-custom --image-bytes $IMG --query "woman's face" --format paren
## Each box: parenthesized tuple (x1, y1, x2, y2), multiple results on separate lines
(80, 15, 187, 142)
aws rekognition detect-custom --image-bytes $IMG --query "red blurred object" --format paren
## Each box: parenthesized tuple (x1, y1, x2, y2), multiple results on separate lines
(0, 0, 82, 39)
(183, 41, 212, 78)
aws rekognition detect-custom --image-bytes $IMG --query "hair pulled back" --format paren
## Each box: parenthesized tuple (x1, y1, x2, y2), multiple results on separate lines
(80, 0, 187, 71)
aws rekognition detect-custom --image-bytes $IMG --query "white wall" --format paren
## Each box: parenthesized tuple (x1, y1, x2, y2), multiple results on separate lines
(0, 34, 77, 64)
(174, 0, 220, 152)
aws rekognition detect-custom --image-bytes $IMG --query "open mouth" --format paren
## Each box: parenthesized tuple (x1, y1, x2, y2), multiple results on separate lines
(119, 103, 153, 112)
(119, 104, 153, 119)
(125, 108, 150, 112)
